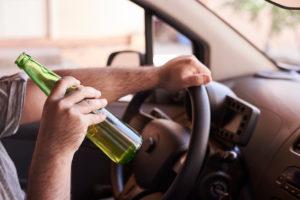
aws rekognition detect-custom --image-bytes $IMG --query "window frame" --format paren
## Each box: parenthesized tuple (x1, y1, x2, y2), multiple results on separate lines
(142, 7, 210, 67)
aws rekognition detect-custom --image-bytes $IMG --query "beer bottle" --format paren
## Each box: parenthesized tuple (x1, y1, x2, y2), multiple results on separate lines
(15, 53, 142, 164)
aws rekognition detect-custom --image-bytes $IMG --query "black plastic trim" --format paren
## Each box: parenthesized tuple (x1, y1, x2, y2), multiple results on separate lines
(106, 50, 145, 66)
(131, 0, 210, 67)
(266, 0, 300, 10)
(145, 10, 154, 65)
(162, 86, 210, 200)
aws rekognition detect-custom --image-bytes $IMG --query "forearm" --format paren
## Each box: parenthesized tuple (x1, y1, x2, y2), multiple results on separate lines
(28, 143, 74, 200)
(21, 66, 159, 124)
(56, 66, 160, 102)
(21, 81, 46, 123)
(21, 55, 211, 124)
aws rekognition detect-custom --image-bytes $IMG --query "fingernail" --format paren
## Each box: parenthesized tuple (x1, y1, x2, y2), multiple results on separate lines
(102, 98, 108, 106)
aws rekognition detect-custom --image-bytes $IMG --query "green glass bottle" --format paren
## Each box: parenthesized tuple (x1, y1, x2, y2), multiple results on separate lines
(15, 52, 142, 164)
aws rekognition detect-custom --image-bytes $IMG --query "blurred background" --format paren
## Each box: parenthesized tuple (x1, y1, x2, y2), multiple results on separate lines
(0, 0, 145, 75)
(204, 0, 300, 67)
(1, 0, 300, 75)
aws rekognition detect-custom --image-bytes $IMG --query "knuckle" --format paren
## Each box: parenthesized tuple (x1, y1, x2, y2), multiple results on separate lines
(75, 89, 85, 98)
(85, 86, 94, 91)
(199, 63, 210, 72)
(60, 76, 80, 86)
(78, 116, 87, 125)
(57, 100, 68, 110)
(180, 73, 186, 80)
(77, 86, 85, 93)
(87, 86, 101, 96)
(99, 98, 108, 107)
(99, 113, 107, 121)
(88, 113, 106, 124)
(45, 96, 55, 105)
(66, 107, 77, 116)
(95, 113, 106, 123)
(77, 85, 84, 89)
(208, 69, 212, 75)
(63, 76, 76, 82)
(185, 55, 197, 65)
(199, 63, 208, 70)
(85, 87, 94, 94)
(55, 78, 65, 87)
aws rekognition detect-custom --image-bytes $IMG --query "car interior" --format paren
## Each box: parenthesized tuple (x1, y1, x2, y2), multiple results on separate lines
(1, 0, 300, 200)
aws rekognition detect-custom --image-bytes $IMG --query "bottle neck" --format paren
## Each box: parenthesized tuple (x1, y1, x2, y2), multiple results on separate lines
(20, 57, 61, 96)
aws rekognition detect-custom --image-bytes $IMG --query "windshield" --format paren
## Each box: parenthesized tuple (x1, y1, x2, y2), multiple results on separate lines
(199, 0, 300, 66)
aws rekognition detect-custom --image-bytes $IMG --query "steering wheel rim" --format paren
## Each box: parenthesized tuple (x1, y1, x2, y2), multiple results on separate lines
(111, 85, 211, 200)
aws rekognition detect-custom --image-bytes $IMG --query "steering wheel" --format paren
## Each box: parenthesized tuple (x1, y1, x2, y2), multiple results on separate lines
(111, 85, 211, 200)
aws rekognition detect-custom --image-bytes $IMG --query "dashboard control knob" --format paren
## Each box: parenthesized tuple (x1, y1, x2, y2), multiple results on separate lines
(223, 151, 238, 161)
(210, 181, 230, 200)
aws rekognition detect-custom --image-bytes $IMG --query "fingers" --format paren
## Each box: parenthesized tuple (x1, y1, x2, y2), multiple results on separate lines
(177, 55, 210, 74)
(75, 98, 108, 114)
(183, 73, 211, 87)
(186, 56, 211, 76)
(50, 76, 81, 100)
(84, 112, 107, 126)
(198, 64, 211, 77)
(63, 86, 101, 105)
(182, 56, 212, 84)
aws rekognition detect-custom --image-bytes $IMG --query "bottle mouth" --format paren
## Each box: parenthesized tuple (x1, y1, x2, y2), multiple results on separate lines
(15, 52, 31, 69)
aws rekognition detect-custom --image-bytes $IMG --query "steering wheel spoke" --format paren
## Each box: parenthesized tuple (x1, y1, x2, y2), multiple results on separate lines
(117, 175, 144, 200)
(172, 153, 187, 174)
(111, 86, 211, 200)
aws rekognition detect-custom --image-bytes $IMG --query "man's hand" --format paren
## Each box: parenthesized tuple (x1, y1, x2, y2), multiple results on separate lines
(37, 76, 108, 155)
(28, 76, 108, 200)
(159, 55, 212, 91)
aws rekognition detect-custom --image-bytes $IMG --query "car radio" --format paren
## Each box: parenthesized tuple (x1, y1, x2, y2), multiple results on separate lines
(211, 95, 260, 146)
(276, 167, 300, 199)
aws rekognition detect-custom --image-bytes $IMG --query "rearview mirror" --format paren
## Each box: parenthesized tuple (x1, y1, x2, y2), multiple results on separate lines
(107, 51, 145, 67)
(267, 0, 300, 9)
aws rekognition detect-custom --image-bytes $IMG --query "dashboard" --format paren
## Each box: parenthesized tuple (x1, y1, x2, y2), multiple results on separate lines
(227, 75, 300, 200)
(211, 95, 260, 146)
(121, 78, 300, 200)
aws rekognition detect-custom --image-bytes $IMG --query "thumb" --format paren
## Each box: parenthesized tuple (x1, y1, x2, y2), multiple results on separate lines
(183, 73, 210, 87)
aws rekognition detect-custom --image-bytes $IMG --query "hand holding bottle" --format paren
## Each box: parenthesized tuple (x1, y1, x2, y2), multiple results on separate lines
(37, 76, 108, 155)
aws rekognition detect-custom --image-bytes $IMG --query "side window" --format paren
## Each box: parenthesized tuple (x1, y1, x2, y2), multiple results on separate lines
(153, 17, 193, 66)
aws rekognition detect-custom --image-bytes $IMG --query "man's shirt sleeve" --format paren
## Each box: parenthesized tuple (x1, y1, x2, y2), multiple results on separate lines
(0, 73, 27, 138)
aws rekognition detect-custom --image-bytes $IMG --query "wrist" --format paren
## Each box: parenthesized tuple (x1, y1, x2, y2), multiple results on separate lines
(36, 128, 80, 156)
(155, 66, 166, 89)
(35, 137, 76, 160)
(34, 144, 75, 164)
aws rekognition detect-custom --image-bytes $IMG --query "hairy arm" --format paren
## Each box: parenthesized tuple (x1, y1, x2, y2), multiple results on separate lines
(57, 66, 160, 102)
(21, 56, 210, 124)
(21, 67, 159, 124)
(28, 147, 73, 200)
